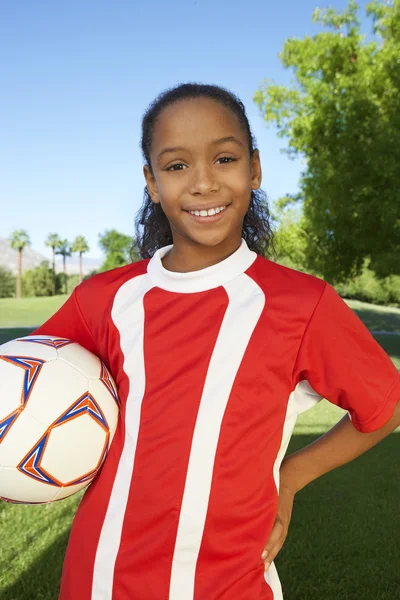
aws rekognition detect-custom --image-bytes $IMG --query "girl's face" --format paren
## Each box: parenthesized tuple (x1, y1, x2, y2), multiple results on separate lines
(143, 97, 262, 251)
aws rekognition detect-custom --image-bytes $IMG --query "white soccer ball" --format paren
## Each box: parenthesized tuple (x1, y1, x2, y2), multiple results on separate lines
(0, 335, 119, 504)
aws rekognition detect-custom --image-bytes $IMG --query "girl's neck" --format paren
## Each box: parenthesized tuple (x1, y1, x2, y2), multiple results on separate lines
(161, 236, 242, 274)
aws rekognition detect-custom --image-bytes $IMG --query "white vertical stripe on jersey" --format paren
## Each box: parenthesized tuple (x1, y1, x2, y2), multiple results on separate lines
(91, 275, 154, 600)
(263, 381, 323, 598)
(168, 274, 265, 599)
(264, 393, 299, 600)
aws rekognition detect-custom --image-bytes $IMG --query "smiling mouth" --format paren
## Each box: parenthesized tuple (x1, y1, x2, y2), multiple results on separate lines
(183, 203, 232, 223)
(183, 204, 231, 216)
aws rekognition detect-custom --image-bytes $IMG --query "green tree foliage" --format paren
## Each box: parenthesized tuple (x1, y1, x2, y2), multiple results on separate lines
(22, 261, 63, 297)
(45, 233, 62, 295)
(0, 266, 16, 298)
(71, 235, 90, 284)
(98, 229, 138, 272)
(9, 229, 31, 299)
(254, 0, 400, 283)
(272, 196, 311, 273)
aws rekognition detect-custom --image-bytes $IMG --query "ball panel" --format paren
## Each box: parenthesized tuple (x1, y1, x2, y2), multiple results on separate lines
(41, 414, 108, 483)
(0, 412, 47, 468)
(24, 360, 89, 430)
(0, 465, 59, 503)
(58, 343, 101, 379)
(53, 481, 88, 501)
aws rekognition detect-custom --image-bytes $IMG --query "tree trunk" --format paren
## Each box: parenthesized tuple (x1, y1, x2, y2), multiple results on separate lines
(16, 248, 22, 299)
(63, 255, 67, 294)
(79, 253, 83, 284)
(52, 247, 56, 296)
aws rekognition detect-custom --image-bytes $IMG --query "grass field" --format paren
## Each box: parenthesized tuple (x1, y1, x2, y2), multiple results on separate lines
(348, 298, 400, 333)
(0, 296, 399, 599)
(0, 296, 68, 328)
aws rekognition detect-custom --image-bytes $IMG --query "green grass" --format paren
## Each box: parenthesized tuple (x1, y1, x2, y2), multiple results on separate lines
(0, 296, 68, 328)
(279, 428, 400, 599)
(0, 299, 400, 599)
(0, 493, 82, 599)
(346, 298, 400, 333)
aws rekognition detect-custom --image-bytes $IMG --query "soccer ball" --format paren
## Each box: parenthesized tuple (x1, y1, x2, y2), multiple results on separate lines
(0, 335, 119, 504)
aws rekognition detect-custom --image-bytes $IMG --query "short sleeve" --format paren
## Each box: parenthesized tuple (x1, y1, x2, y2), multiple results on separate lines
(292, 282, 400, 433)
(30, 286, 99, 357)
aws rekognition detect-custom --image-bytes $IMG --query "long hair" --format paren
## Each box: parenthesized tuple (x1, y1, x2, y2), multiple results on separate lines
(135, 82, 277, 260)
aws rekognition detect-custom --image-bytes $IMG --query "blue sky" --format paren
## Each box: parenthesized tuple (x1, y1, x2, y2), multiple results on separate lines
(1, 0, 374, 260)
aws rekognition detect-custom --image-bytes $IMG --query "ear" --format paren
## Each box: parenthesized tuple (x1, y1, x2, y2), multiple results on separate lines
(143, 164, 160, 204)
(250, 149, 262, 190)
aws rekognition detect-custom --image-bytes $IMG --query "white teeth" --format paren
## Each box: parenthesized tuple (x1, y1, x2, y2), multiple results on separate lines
(189, 205, 227, 217)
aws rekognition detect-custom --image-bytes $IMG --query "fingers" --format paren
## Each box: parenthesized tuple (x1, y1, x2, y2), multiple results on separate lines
(261, 516, 288, 571)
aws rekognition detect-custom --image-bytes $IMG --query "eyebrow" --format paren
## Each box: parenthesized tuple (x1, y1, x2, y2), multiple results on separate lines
(156, 136, 244, 162)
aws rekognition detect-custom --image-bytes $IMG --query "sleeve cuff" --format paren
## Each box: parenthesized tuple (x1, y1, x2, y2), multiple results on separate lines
(350, 373, 400, 433)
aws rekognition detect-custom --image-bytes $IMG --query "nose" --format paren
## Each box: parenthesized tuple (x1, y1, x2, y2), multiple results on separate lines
(189, 162, 219, 195)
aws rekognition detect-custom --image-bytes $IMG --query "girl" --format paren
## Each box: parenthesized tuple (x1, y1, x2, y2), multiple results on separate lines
(32, 82, 400, 599)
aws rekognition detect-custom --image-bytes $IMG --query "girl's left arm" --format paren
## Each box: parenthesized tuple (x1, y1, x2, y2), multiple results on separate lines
(261, 399, 400, 570)
(281, 398, 400, 495)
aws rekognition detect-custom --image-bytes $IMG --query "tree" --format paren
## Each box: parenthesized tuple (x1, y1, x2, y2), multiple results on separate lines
(22, 261, 63, 297)
(254, 0, 400, 283)
(98, 229, 138, 272)
(71, 236, 90, 284)
(9, 229, 31, 299)
(272, 196, 311, 274)
(56, 239, 72, 294)
(0, 266, 16, 298)
(45, 233, 62, 295)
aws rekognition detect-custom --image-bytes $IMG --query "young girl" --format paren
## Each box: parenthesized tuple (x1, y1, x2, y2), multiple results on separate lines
(32, 82, 400, 600)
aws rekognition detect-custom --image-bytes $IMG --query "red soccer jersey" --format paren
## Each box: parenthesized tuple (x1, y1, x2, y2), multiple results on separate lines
(32, 238, 400, 600)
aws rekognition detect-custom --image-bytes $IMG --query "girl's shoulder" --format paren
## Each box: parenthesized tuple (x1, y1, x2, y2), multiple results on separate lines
(251, 254, 327, 307)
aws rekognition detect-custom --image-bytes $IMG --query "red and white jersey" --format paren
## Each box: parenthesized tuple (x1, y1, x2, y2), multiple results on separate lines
(32, 238, 400, 600)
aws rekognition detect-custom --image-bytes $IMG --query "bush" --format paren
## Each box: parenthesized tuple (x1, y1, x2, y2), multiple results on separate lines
(0, 266, 16, 298)
(335, 257, 400, 308)
(22, 261, 63, 297)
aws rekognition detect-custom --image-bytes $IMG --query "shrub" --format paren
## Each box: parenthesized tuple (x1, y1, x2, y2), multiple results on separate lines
(0, 266, 16, 298)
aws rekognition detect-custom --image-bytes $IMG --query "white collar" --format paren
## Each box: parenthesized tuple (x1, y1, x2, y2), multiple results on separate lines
(146, 237, 257, 293)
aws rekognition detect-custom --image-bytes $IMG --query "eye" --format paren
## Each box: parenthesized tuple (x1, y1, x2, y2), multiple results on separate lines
(217, 156, 236, 164)
(166, 163, 186, 172)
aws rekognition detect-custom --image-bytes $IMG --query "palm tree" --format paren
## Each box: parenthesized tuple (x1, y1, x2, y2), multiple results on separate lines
(55, 239, 72, 294)
(45, 233, 62, 295)
(9, 229, 31, 299)
(71, 236, 90, 284)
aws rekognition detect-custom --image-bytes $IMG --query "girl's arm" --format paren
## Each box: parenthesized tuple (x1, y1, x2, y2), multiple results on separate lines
(263, 281, 400, 569)
(261, 400, 400, 570)
(280, 400, 400, 495)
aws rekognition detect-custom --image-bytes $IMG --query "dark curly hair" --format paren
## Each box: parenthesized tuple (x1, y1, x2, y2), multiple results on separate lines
(135, 82, 277, 260)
